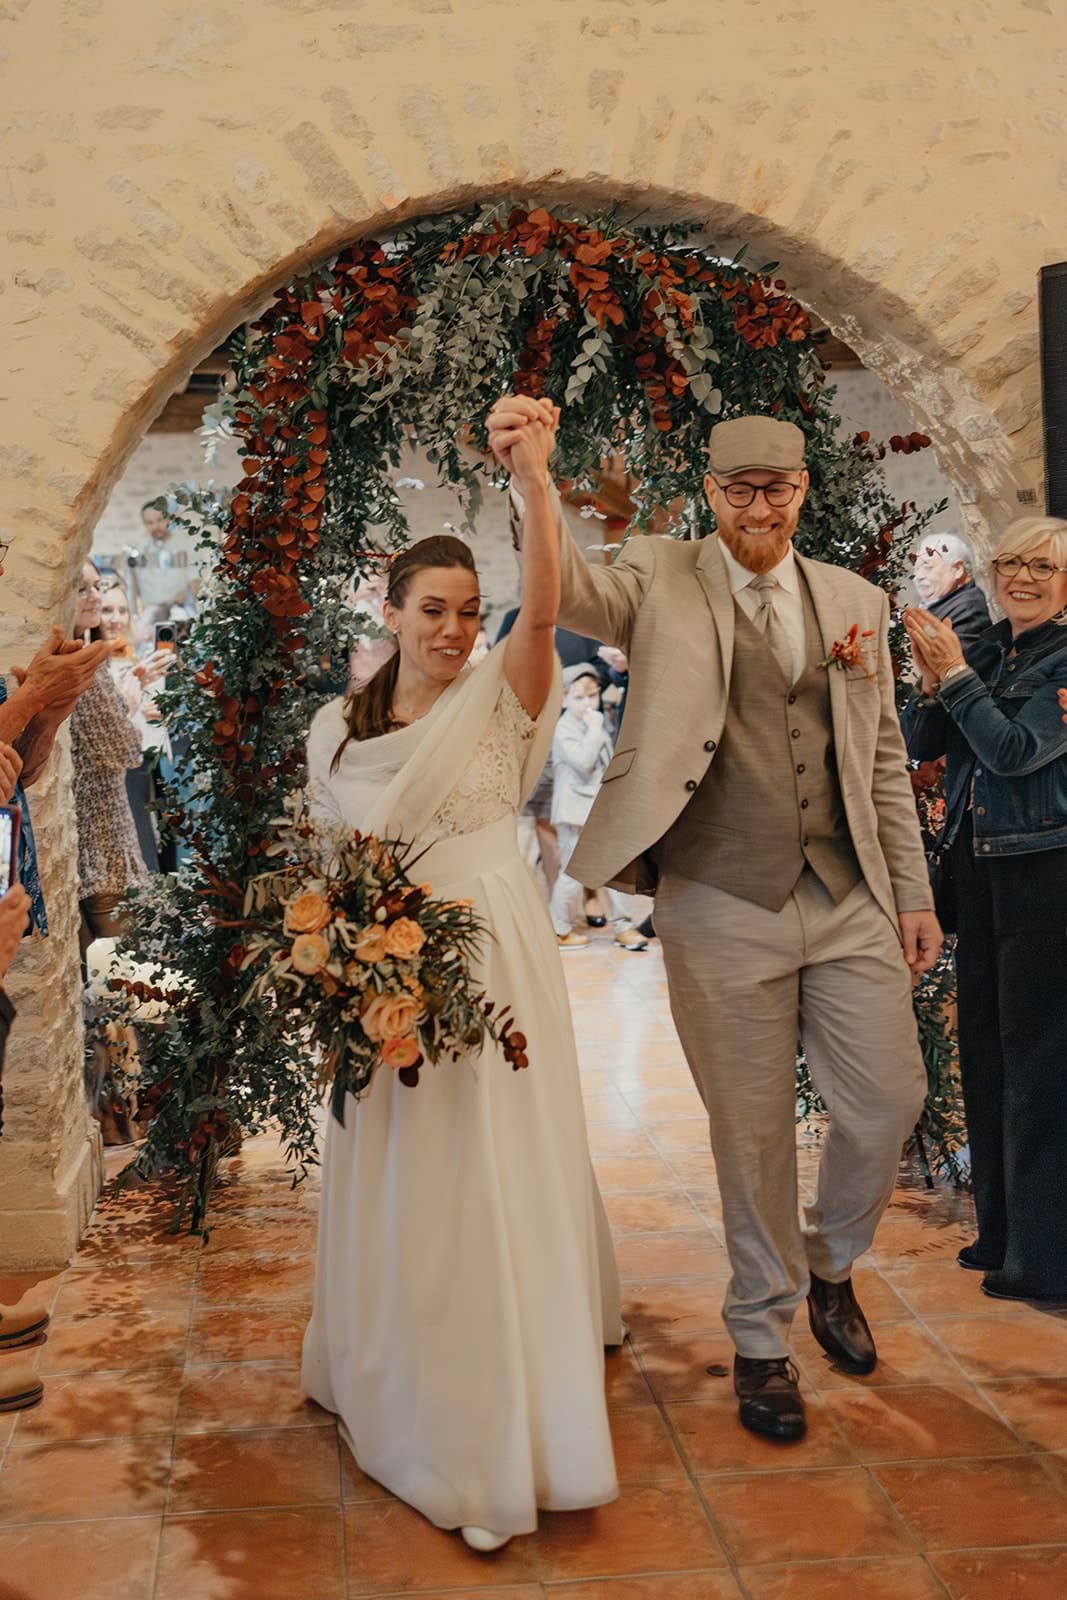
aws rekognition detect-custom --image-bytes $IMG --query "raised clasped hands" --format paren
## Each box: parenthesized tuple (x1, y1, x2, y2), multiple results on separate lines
(902, 606, 965, 692)
(487, 393, 559, 496)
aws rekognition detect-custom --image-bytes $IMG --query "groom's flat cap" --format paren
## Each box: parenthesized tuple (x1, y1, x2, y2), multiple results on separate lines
(707, 416, 806, 475)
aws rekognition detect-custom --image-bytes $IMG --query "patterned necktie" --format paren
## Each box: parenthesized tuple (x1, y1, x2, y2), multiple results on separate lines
(748, 574, 794, 683)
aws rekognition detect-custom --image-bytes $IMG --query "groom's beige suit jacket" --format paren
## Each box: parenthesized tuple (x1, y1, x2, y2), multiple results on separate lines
(550, 510, 932, 927)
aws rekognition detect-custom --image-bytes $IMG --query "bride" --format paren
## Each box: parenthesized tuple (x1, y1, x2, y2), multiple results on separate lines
(301, 399, 622, 1550)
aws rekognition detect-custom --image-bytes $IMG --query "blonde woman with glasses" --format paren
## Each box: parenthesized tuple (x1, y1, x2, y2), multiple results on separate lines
(904, 516, 1067, 1303)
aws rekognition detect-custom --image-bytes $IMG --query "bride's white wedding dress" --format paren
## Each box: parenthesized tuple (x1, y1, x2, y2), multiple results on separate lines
(300, 644, 621, 1536)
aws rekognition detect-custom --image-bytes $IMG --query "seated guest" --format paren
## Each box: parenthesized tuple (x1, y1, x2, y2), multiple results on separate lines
(910, 533, 991, 647)
(904, 516, 1067, 1302)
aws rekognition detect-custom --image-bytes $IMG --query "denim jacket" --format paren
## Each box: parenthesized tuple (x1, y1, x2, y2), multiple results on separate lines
(903, 616, 1067, 857)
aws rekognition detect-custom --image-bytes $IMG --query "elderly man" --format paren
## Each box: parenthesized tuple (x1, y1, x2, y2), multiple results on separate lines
(490, 397, 939, 1442)
(911, 533, 991, 648)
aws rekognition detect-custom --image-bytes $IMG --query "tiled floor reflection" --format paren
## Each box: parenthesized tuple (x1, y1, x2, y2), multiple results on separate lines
(3, 933, 1067, 1598)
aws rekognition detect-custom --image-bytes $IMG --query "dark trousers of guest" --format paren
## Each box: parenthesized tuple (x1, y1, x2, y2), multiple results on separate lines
(126, 761, 160, 874)
(950, 823, 1067, 1293)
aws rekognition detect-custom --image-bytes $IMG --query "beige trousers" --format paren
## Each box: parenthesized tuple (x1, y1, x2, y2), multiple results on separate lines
(655, 868, 926, 1358)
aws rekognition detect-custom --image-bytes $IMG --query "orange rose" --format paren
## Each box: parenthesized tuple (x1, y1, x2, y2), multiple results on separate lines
(381, 1035, 422, 1070)
(290, 932, 330, 974)
(360, 989, 421, 1042)
(352, 924, 388, 963)
(283, 890, 332, 935)
(384, 917, 425, 959)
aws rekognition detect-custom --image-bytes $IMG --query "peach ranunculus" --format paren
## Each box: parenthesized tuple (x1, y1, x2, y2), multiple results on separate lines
(381, 1035, 422, 1070)
(384, 917, 425, 960)
(283, 890, 333, 935)
(352, 924, 388, 963)
(360, 989, 422, 1042)
(290, 932, 330, 975)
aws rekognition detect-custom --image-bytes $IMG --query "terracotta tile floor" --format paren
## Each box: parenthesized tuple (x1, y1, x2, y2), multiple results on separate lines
(3, 935, 1067, 1598)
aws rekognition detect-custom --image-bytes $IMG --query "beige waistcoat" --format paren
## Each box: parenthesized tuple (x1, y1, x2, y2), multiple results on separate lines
(657, 576, 862, 911)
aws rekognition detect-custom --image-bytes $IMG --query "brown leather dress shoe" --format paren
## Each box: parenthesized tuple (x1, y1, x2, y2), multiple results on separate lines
(0, 1299, 50, 1350)
(807, 1272, 876, 1373)
(733, 1354, 806, 1440)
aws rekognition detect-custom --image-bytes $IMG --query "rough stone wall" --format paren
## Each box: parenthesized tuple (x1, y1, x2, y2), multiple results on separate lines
(0, 0, 1063, 1261)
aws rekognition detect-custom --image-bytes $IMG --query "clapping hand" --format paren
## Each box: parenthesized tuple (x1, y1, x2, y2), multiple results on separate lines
(11, 627, 117, 721)
(0, 743, 22, 805)
(902, 607, 965, 690)
(487, 394, 559, 495)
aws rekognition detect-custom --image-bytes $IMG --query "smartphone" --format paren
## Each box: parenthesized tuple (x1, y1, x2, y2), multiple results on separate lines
(154, 622, 177, 654)
(0, 806, 22, 898)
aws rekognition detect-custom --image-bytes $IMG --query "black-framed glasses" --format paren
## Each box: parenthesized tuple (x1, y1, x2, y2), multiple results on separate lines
(0, 541, 9, 562)
(710, 478, 803, 509)
(991, 554, 1067, 582)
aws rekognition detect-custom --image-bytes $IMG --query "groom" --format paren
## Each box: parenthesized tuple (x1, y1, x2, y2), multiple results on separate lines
(489, 397, 940, 1440)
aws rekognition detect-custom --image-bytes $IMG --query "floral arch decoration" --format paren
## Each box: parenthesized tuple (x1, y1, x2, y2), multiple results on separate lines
(111, 202, 960, 1229)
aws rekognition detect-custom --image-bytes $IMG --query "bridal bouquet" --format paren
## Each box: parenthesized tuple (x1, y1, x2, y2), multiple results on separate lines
(239, 807, 527, 1120)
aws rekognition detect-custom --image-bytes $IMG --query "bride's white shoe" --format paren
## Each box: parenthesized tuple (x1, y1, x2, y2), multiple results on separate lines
(461, 1525, 512, 1553)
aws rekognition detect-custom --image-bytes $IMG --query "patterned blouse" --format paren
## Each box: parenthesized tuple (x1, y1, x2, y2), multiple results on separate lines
(69, 665, 150, 900)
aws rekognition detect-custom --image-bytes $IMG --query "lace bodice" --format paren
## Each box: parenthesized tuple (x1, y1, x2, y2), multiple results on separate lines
(306, 659, 551, 850)
(423, 682, 537, 844)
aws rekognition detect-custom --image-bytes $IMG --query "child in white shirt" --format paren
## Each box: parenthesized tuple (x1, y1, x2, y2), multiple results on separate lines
(549, 663, 647, 951)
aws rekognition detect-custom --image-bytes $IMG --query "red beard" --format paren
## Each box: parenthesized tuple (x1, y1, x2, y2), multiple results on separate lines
(718, 525, 792, 575)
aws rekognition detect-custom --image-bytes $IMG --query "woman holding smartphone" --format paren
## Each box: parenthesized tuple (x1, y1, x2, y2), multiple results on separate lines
(70, 562, 150, 1143)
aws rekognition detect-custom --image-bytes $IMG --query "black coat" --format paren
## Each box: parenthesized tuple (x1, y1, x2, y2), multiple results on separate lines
(930, 580, 992, 648)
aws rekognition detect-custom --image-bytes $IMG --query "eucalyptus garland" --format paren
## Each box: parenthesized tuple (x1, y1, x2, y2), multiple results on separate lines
(109, 201, 962, 1229)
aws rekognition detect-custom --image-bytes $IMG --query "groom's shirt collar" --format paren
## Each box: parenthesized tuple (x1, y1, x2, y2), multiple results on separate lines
(716, 538, 799, 597)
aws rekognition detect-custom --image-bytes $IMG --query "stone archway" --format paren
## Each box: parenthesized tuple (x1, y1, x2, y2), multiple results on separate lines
(1, 0, 1061, 1263)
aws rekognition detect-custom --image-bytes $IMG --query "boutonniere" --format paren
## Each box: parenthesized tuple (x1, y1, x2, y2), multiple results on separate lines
(818, 623, 877, 681)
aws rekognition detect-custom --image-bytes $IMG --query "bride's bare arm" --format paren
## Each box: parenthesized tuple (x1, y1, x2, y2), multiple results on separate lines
(488, 395, 561, 719)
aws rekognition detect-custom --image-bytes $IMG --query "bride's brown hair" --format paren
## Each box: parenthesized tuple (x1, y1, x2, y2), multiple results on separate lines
(331, 534, 479, 769)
